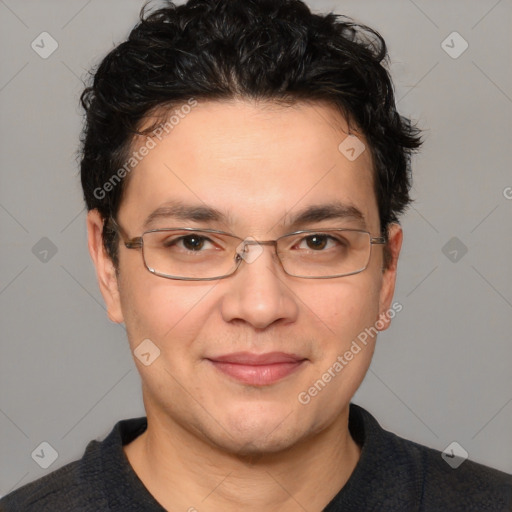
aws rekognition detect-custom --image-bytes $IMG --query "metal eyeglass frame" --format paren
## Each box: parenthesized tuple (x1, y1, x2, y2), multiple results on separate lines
(108, 217, 387, 281)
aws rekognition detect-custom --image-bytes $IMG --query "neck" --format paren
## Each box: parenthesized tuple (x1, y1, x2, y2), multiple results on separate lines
(124, 406, 361, 511)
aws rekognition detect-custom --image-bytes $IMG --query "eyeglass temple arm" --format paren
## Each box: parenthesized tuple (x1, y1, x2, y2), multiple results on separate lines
(107, 217, 143, 249)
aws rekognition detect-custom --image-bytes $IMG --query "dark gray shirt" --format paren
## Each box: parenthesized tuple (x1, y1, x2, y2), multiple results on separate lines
(1, 404, 511, 511)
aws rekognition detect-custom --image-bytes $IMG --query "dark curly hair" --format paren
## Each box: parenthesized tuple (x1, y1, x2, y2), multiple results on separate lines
(80, 0, 422, 267)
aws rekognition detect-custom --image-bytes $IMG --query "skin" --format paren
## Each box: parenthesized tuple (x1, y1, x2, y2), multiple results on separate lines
(87, 98, 402, 512)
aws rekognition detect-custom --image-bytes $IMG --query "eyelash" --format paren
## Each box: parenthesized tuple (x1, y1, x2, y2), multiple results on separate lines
(162, 233, 346, 251)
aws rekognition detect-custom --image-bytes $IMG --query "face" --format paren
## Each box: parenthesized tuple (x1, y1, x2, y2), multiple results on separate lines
(88, 99, 401, 455)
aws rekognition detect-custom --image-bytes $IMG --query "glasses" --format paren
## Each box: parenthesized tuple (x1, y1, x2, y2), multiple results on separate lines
(109, 218, 386, 281)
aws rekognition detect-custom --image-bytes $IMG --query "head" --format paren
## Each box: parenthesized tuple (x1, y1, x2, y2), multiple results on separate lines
(83, 0, 421, 455)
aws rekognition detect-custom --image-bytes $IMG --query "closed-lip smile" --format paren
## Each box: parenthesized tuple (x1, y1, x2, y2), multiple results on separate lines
(207, 352, 307, 386)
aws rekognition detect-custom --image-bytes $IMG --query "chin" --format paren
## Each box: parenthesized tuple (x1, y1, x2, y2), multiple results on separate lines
(202, 406, 310, 456)
(212, 426, 302, 458)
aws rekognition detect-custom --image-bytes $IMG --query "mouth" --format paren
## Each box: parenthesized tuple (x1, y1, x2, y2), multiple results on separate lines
(206, 352, 307, 386)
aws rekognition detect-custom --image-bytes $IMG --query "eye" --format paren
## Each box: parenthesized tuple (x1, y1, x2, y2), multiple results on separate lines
(297, 234, 341, 251)
(164, 234, 215, 251)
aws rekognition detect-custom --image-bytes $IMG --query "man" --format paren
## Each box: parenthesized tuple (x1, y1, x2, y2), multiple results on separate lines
(1, 0, 510, 510)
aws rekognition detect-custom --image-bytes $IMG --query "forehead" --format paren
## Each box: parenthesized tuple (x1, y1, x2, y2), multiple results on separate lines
(119, 99, 379, 234)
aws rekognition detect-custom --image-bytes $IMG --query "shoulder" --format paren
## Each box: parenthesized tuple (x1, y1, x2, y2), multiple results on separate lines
(399, 435, 512, 511)
(348, 404, 512, 511)
(0, 444, 106, 511)
(0, 417, 148, 512)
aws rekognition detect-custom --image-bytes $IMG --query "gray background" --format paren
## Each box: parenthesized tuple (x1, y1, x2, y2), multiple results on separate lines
(1, 0, 511, 496)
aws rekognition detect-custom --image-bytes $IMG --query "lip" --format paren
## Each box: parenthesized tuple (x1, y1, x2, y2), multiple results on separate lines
(207, 352, 307, 386)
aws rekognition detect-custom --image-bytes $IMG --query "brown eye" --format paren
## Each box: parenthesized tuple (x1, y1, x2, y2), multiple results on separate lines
(305, 235, 328, 250)
(162, 234, 213, 251)
(182, 235, 206, 251)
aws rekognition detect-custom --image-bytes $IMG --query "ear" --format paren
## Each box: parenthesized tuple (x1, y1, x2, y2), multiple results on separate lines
(86, 210, 124, 324)
(377, 223, 402, 331)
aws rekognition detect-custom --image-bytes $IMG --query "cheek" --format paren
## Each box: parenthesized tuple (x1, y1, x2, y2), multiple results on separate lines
(117, 263, 215, 350)
(294, 278, 382, 428)
(301, 275, 382, 347)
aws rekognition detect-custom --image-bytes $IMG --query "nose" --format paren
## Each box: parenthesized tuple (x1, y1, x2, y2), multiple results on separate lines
(220, 242, 299, 329)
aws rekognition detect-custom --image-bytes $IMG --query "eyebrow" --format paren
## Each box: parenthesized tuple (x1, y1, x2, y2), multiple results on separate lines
(142, 200, 366, 231)
(286, 202, 366, 231)
(142, 201, 228, 230)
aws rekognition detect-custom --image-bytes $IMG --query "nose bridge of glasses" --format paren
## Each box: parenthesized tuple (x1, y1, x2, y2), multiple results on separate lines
(234, 237, 280, 266)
